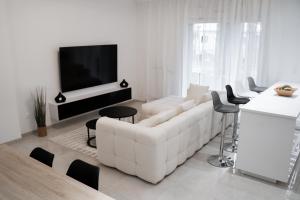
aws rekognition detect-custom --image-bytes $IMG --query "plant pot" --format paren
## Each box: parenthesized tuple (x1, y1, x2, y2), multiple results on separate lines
(37, 126, 47, 137)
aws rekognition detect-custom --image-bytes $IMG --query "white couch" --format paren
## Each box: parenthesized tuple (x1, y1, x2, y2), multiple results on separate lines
(96, 84, 234, 183)
(96, 98, 233, 184)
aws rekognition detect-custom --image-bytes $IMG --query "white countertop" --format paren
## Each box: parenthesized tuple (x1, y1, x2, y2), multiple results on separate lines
(241, 82, 300, 119)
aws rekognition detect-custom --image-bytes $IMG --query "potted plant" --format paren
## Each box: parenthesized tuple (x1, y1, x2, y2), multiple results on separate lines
(33, 88, 47, 137)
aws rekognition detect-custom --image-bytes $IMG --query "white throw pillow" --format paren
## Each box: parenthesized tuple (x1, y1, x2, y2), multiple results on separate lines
(178, 99, 196, 112)
(186, 84, 209, 104)
(137, 108, 178, 127)
(137, 116, 161, 127)
(156, 109, 178, 123)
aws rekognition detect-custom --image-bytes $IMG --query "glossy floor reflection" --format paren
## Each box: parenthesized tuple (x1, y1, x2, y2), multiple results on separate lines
(287, 152, 300, 200)
(7, 100, 299, 200)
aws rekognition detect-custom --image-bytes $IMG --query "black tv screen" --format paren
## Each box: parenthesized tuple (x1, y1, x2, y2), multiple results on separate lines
(59, 45, 117, 92)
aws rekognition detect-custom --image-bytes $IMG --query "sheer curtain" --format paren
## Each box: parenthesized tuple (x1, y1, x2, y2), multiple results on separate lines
(140, 0, 271, 100)
(185, 0, 270, 93)
(142, 0, 188, 100)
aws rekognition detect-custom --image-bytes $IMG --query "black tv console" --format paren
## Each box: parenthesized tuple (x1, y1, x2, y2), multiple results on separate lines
(49, 88, 132, 121)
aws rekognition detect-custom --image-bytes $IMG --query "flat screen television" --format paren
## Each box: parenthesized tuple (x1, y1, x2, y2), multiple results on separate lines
(59, 44, 117, 92)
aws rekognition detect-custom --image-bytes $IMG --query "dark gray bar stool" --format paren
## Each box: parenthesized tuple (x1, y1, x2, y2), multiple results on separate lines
(224, 85, 250, 152)
(248, 77, 267, 93)
(207, 91, 239, 168)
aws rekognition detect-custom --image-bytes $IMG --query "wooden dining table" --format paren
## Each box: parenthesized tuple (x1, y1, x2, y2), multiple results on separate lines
(0, 144, 114, 200)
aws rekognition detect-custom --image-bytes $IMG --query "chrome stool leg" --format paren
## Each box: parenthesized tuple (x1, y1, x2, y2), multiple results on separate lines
(224, 105, 239, 153)
(208, 114, 234, 168)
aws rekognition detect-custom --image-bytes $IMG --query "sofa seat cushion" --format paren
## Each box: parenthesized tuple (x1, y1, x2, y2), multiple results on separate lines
(141, 96, 185, 119)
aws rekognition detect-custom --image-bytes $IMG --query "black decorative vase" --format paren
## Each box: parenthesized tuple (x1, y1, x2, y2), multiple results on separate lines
(54, 92, 66, 103)
(120, 79, 129, 88)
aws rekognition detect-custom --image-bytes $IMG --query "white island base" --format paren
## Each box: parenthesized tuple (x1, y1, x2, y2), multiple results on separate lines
(236, 82, 300, 183)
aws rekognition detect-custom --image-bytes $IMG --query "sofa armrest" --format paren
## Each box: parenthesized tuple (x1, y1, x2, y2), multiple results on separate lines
(96, 117, 167, 183)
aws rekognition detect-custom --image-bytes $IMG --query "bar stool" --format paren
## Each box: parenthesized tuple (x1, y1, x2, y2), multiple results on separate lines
(224, 85, 250, 152)
(248, 77, 267, 93)
(207, 91, 239, 168)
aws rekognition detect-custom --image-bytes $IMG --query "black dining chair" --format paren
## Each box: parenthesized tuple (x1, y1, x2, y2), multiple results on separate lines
(66, 159, 100, 190)
(30, 147, 55, 167)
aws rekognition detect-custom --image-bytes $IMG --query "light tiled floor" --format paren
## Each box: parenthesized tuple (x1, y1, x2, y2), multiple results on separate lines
(7, 100, 299, 200)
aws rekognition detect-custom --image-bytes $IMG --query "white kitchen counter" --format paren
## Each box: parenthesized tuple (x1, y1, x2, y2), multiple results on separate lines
(236, 82, 300, 183)
(241, 82, 300, 119)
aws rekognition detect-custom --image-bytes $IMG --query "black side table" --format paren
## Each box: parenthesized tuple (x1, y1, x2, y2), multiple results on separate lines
(86, 118, 98, 148)
(98, 106, 137, 124)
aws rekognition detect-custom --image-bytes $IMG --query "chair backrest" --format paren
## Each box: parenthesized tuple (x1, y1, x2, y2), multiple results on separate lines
(30, 147, 54, 167)
(66, 159, 100, 190)
(211, 91, 223, 112)
(225, 85, 236, 101)
(248, 77, 256, 90)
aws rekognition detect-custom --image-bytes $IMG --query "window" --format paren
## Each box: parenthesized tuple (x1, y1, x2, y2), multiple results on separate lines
(190, 23, 218, 86)
(189, 22, 262, 90)
(240, 22, 262, 77)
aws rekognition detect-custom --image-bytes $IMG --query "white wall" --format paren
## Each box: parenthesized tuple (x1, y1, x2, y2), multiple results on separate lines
(136, 2, 148, 101)
(5, 0, 140, 133)
(263, 0, 300, 86)
(3, 0, 299, 136)
(0, 0, 21, 143)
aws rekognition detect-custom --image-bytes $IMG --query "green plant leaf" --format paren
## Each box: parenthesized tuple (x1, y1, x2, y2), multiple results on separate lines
(33, 87, 46, 127)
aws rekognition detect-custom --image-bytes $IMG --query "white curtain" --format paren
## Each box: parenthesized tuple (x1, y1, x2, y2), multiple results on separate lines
(142, 0, 188, 100)
(186, 0, 270, 93)
(139, 0, 300, 100)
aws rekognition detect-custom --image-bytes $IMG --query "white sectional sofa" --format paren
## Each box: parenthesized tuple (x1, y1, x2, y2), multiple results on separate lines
(96, 85, 233, 183)
(141, 91, 231, 138)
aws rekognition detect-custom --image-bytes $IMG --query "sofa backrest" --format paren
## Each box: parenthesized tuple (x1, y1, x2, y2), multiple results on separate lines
(138, 99, 199, 127)
(153, 100, 213, 143)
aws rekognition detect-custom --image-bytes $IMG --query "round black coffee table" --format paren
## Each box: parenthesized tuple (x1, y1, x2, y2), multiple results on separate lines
(98, 106, 137, 124)
(86, 118, 98, 148)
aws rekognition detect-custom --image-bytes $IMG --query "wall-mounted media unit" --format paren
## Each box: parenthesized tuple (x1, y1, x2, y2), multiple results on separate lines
(49, 87, 132, 121)
(59, 44, 118, 92)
